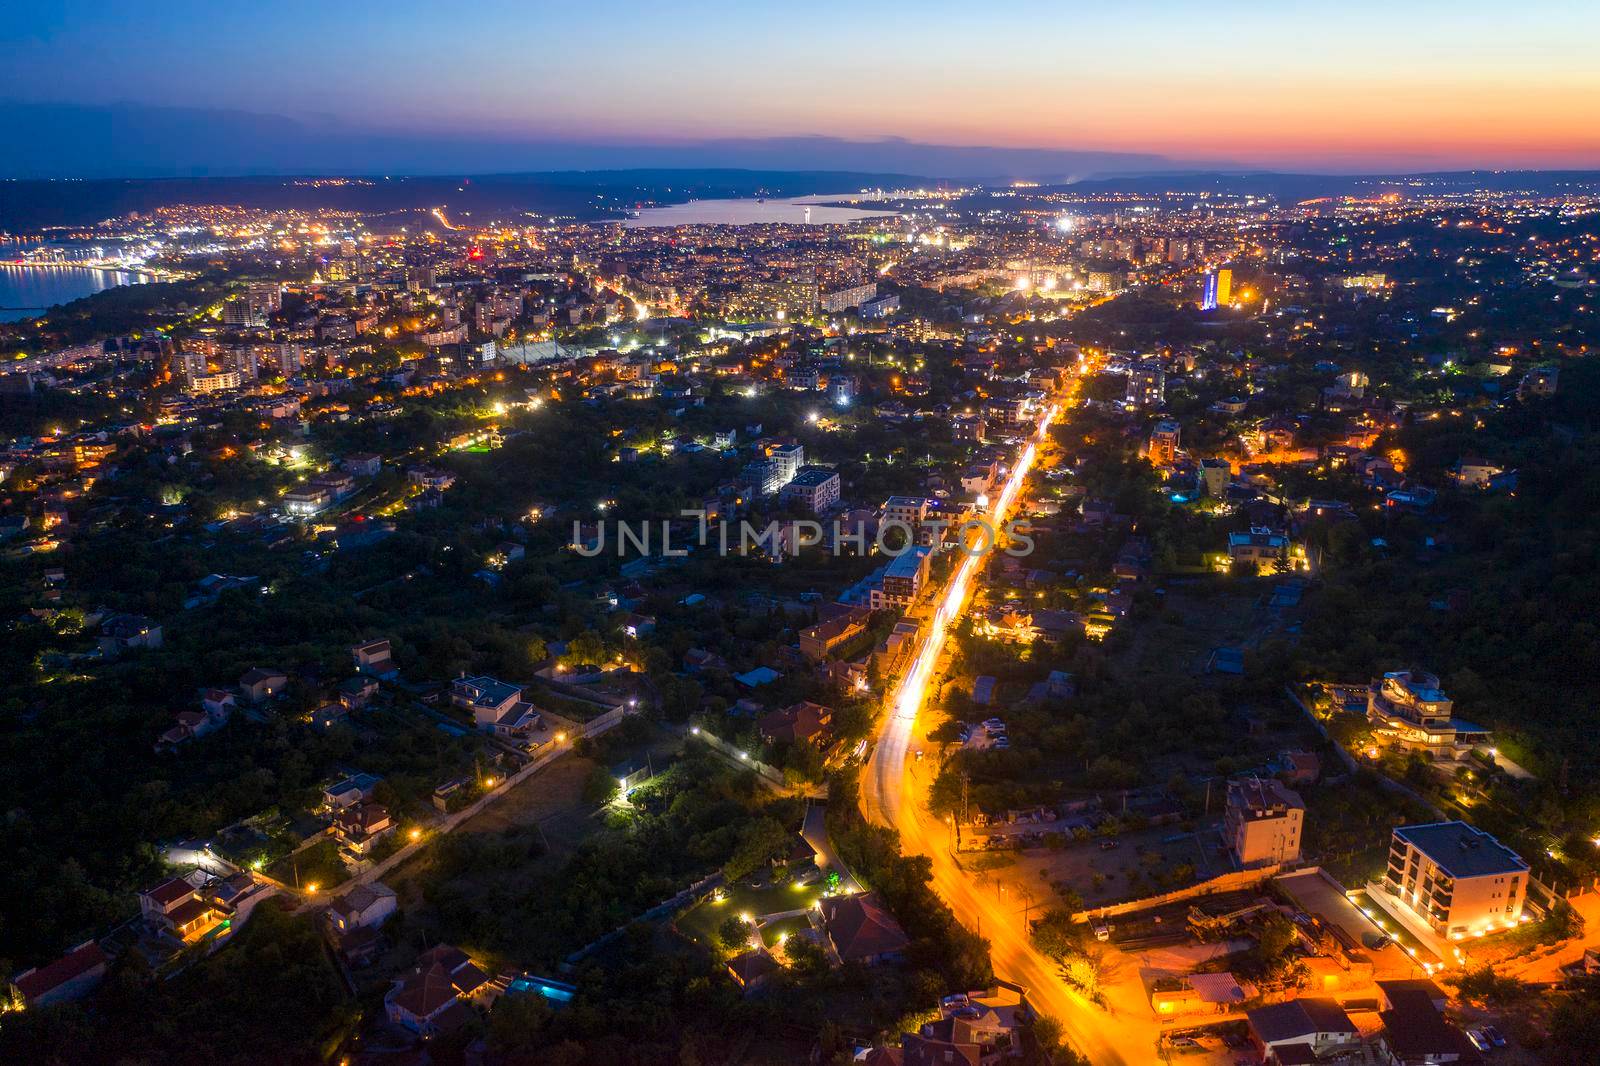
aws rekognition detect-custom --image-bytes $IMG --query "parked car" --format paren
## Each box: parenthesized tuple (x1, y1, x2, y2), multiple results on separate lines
(1465, 1030, 1491, 1052)
(1099, 839, 1121, 850)
(1482, 1024, 1507, 1048)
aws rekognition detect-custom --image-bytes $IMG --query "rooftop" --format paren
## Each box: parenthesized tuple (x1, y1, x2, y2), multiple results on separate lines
(1393, 821, 1528, 879)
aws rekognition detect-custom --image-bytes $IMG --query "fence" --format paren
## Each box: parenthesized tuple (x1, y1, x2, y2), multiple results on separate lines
(688, 726, 788, 787)
(565, 871, 725, 968)
(1072, 864, 1284, 924)
(336, 707, 634, 893)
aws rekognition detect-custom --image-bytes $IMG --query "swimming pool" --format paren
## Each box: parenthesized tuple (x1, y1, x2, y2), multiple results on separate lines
(507, 975, 577, 1003)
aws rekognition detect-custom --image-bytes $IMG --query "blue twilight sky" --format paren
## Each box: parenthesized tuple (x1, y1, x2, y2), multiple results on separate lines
(3, 0, 1598, 175)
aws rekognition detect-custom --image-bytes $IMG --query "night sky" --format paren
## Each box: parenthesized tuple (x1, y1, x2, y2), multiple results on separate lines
(4, 0, 1598, 176)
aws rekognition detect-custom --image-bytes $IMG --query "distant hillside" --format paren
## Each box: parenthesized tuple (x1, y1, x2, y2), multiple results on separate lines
(0, 169, 925, 232)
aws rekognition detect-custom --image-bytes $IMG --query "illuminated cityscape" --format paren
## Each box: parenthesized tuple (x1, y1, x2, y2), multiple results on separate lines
(2, 5, 1600, 1066)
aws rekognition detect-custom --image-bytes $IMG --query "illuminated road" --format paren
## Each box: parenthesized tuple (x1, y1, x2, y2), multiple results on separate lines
(860, 398, 1158, 1066)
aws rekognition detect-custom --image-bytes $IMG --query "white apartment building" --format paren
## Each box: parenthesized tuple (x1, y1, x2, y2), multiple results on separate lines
(1381, 822, 1528, 939)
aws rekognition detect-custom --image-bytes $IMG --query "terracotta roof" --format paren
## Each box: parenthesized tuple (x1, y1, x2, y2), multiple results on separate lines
(759, 701, 833, 745)
(820, 892, 910, 961)
(166, 897, 214, 927)
(143, 877, 195, 906)
(13, 941, 106, 1002)
(391, 963, 458, 1019)
(725, 947, 781, 987)
(901, 1032, 980, 1066)
(417, 944, 470, 973)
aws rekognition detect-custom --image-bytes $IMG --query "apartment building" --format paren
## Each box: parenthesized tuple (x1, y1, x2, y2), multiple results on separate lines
(1224, 778, 1305, 868)
(873, 546, 932, 609)
(1381, 822, 1528, 939)
(780, 466, 841, 513)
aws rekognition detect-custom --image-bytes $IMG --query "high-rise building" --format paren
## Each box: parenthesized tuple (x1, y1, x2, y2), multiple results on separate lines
(1215, 268, 1233, 306)
(1201, 271, 1220, 311)
(1126, 363, 1166, 408)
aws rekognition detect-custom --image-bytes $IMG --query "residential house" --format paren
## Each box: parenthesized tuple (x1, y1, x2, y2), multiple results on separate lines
(898, 983, 1035, 1065)
(725, 946, 781, 995)
(327, 881, 398, 936)
(138, 876, 218, 941)
(238, 666, 289, 703)
(451, 675, 541, 737)
(1227, 528, 1295, 574)
(1449, 457, 1503, 489)
(799, 606, 870, 662)
(333, 803, 394, 856)
(337, 675, 379, 709)
(819, 892, 910, 965)
(758, 701, 834, 747)
(323, 772, 381, 811)
(99, 613, 162, 655)
(156, 708, 217, 750)
(351, 638, 399, 680)
(1246, 998, 1360, 1065)
(384, 945, 489, 1036)
(1199, 458, 1232, 498)
(342, 452, 382, 476)
(683, 647, 730, 673)
(1376, 980, 1481, 1065)
(11, 941, 108, 1008)
(781, 466, 842, 513)
(1367, 670, 1492, 759)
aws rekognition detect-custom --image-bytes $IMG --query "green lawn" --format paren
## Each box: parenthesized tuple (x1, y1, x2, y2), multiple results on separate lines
(677, 880, 823, 946)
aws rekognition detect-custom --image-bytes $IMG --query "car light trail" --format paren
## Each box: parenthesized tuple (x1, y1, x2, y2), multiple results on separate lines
(891, 403, 1057, 723)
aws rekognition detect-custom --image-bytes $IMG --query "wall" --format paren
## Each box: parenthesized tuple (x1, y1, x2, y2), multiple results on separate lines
(1073, 864, 1285, 924)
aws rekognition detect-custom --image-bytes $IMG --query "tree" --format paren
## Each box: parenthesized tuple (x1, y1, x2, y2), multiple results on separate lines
(1549, 978, 1600, 1065)
(1031, 1015, 1091, 1065)
(718, 914, 753, 951)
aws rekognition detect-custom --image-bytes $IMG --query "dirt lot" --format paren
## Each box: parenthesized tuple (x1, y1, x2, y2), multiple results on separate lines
(969, 820, 1238, 908)
(386, 723, 682, 917)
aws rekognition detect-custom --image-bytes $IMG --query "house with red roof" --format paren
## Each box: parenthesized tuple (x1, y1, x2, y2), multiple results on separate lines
(137, 876, 218, 941)
(758, 701, 834, 747)
(332, 802, 393, 855)
(384, 945, 489, 1036)
(11, 940, 107, 1008)
(819, 892, 910, 965)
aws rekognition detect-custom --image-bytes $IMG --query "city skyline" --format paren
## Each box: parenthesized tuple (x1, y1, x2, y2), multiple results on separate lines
(4, 0, 1600, 176)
